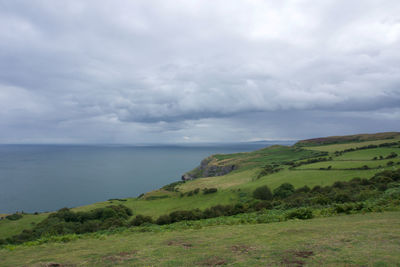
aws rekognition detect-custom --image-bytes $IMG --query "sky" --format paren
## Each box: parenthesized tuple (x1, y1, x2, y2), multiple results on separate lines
(0, 0, 399, 144)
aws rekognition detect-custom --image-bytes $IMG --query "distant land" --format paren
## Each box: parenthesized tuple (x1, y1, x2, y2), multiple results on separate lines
(1, 132, 400, 266)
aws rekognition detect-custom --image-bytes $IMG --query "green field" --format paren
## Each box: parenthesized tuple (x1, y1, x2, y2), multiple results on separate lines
(1, 212, 399, 266)
(296, 159, 399, 170)
(335, 147, 400, 160)
(1, 132, 400, 265)
(303, 137, 400, 153)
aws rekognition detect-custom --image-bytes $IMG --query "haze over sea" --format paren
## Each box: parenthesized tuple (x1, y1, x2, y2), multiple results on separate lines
(0, 142, 294, 214)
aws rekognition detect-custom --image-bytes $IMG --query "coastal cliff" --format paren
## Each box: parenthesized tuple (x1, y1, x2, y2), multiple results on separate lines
(181, 156, 237, 181)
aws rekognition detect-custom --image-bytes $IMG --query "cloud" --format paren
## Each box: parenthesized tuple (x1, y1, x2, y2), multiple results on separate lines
(0, 0, 399, 143)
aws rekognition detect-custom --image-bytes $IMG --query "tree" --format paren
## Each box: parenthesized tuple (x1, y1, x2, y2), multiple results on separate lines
(273, 183, 295, 199)
(253, 185, 273, 200)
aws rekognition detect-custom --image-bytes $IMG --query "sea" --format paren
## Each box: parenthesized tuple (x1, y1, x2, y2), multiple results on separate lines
(0, 142, 295, 214)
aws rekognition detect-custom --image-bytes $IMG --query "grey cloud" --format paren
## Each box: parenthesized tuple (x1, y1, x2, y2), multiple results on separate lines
(0, 0, 399, 143)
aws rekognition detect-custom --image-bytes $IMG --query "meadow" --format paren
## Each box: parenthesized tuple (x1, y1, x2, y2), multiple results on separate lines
(0, 212, 399, 266)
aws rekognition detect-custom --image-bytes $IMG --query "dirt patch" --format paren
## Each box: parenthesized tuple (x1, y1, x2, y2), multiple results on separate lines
(198, 256, 227, 266)
(102, 250, 137, 263)
(231, 244, 253, 254)
(166, 239, 193, 249)
(281, 250, 314, 267)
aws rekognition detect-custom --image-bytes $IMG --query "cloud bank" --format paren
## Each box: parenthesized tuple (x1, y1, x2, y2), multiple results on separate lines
(0, 0, 399, 143)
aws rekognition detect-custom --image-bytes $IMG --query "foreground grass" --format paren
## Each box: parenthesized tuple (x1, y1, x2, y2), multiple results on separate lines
(1, 211, 399, 266)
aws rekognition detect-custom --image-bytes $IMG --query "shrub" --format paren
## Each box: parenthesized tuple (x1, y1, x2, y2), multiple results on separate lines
(386, 152, 398, 159)
(334, 192, 352, 203)
(254, 201, 273, 210)
(162, 181, 184, 192)
(253, 185, 273, 200)
(295, 185, 310, 193)
(130, 214, 154, 226)
(156, 215, 171, 225)
(273, 183, 295, 199)
(286, 208, 313, 220)
(6, 213, 23, 221)
(203, 188, 218, 194)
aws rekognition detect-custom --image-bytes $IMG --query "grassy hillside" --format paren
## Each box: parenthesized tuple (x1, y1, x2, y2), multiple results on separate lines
(1, 212, 399, 266)
(296, 132, 400, 147)
(1, 132, 400, 266)
(1, 133, 399, 238)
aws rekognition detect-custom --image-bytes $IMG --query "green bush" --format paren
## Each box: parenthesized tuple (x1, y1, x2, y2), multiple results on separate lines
(156, 215, 171, 225)
(203, 188, 218, 194)
(253, 185, 273, 200)
(130, 215, 154, 226)
(6, 213, 23, 221)
(273, 183, 295, 198)
(286, 208, 313, 220)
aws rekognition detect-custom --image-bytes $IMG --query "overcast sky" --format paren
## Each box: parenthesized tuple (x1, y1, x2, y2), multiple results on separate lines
(0, 0, 399, 144)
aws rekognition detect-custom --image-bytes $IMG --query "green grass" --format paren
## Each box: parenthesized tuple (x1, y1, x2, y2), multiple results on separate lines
(0, 214, 49, 240)
(1, 212, 399, 266)
(305, 138, 400, 153)
(1, 133, 400, 264)
(191, 145, 323, 173)
(296, 159, 400, 170)
(239, 168, 383, 192)
(1, 139, 397, 241)
(335, 147, 400, 160)
(178, 168, 258, 192)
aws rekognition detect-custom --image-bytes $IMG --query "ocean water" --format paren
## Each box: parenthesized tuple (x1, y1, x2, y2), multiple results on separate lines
(0, 142, 294, 213)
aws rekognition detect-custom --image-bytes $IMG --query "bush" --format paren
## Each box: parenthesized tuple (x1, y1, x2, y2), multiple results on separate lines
(334, 192, 353, 203)
(273, 183, 295, 199)
(156, 215, 171, 225)
(6, 213, 23, 221)
(254, 201, 273, 210)
(286, 208, 313, 220)
(130, 214, 154, 226)
(253, 185, 273, 200)
(386, 152, 398, 159)
(295, 185, 311, 193)
(203, 188, 218, 194)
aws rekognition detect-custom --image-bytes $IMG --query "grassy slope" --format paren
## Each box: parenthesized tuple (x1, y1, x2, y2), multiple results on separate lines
(1, 212, 399, 266)
(296, 159, 400, 169)
(302, 137, 400, 153)
(335, 147, 400, 160)
(1, 134, 399, 240)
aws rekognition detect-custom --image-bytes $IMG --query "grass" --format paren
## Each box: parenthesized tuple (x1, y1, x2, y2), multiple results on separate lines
(304, 138, 400, 153)
(239, 168, 383, 192)
(335, 147, 400, 160)
(1, 212, 399, 266)
(178, 168, 258, 192)
(296, 159, 400, 170)
(1, 133, 400, 264)
(0, 214, 49, 240)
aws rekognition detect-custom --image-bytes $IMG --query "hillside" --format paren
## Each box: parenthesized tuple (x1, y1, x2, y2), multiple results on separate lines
(1, 132, 400, 266)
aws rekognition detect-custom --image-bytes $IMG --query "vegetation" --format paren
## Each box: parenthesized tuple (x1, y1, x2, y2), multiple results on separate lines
(1, 132, 400, 266)
(252, 185, 273, 200)
(5, 213, 23, 221)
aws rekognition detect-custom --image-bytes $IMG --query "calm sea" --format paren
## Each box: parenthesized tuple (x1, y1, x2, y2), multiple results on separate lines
(0, 142, 294, 213)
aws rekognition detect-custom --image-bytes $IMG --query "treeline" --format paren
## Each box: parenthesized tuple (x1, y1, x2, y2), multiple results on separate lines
(334, 141, 400, 156)
(2, 169, 400, 246)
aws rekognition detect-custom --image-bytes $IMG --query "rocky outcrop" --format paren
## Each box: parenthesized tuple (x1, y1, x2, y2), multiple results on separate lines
(181, 156, 237, 181)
